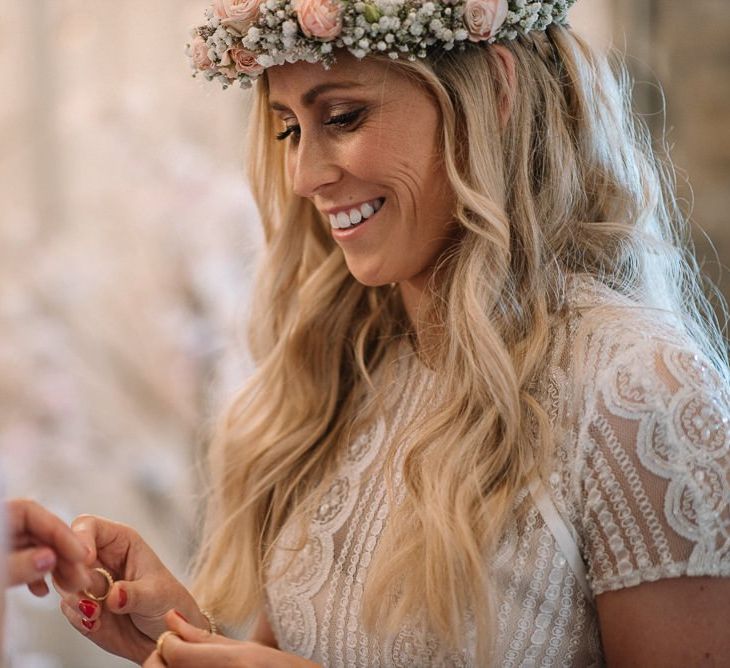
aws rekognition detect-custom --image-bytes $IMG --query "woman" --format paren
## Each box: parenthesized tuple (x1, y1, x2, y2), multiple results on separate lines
(59, 0, 730, 665)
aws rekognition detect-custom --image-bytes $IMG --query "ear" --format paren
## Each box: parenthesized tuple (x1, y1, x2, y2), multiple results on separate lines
(492, 44, 517, 128)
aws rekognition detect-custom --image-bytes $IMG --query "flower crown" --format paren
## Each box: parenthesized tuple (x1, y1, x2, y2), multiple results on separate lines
(188, 0, 578, 89)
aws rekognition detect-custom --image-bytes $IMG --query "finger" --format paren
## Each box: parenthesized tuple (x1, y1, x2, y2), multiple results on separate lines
(71, 515, 139, 572)
(103, 580, 155, 618)
(7, 546, 56, 587)
(7, 500, 87, 564)
(53, 583, 103, 626)
(70, 515, 104, 565)
(77, 597, 104, 622)
(60, 598, 100, 635)
(157, 632, 228, 668)
(28, 578, 50, 597)
(52, 557, 93, 594)
(163, 610, 238, 646)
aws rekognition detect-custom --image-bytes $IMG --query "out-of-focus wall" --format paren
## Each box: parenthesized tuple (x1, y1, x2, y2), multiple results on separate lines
(0, 1, 727, 666)
(1, 2, 260, 666)
(617, 0, 730, 311)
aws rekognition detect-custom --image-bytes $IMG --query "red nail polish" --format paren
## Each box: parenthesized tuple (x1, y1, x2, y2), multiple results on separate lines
(117, 587, 128, 609)
(174, 610, 189, 623)
(81, 619, 95, 631)
(78, 600, 98, 618)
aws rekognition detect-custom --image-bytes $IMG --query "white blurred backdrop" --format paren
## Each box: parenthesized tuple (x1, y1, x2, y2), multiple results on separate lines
(1, 1, 727, 666)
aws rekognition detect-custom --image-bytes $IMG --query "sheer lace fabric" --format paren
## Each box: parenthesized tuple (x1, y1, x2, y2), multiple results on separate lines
(265, 280, 730, 666)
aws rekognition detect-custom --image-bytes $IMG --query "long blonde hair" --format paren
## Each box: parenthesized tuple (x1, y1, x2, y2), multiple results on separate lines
(192, 25, 727, 661)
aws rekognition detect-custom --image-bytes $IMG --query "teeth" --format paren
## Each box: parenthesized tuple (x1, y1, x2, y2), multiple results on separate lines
(328, 198, 384, 229)
(349, 208, 363, 225)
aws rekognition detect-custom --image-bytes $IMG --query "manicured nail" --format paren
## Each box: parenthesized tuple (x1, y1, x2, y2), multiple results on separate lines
(117, 587, 128, 609)
(78, 600, 98, 618)
(81, 618, 95, 631)
(33, 551, 56, 572)
(174, 610, 188, 623)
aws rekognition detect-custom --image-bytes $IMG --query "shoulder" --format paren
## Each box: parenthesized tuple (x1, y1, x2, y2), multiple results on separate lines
(561, 275, 728, 402)
(552, 276, 730, 595)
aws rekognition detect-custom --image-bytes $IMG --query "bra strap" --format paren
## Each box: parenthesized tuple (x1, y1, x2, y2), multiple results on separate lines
(528, 477, 593, 603)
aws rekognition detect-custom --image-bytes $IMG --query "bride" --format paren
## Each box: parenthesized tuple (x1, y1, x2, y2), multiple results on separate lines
(58, 1, 730, 665)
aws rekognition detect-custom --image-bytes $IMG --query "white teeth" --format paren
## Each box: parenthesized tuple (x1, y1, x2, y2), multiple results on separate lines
(360, 202, 374, 218)
(329, 198, 384, 229)
(349, 208, 363, 225)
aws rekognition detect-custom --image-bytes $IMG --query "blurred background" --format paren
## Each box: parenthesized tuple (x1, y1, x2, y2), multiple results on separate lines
(0, 1, 728, 666)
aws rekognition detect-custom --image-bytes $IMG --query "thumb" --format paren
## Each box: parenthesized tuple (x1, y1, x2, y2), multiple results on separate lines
(104, 579, 164, 618)
(7, 547, 56, 587)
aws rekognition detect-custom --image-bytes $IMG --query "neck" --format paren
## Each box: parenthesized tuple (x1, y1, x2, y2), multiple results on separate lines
(399, 275, 440, 361)
(399, 279, 426, 330)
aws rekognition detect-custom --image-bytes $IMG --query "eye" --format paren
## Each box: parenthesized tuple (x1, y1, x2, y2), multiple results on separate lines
(275, 124, 300, 142)
(274, 108, 365, 144)
(324, 108, 364, 129)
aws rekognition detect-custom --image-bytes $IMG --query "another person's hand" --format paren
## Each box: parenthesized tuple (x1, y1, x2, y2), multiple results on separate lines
(5, 498, 90, 596)
(56, 515, 210, 665)
(142, 610, 320, 668)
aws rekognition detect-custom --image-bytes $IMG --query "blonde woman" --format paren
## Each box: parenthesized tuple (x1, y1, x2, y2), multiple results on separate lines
(58, 1, 730, 665)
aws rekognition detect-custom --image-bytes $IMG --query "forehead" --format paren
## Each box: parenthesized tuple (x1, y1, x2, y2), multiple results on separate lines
(266, 53, 393, 104)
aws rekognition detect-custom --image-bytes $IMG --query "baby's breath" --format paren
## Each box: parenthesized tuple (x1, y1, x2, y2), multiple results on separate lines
(187, 0, 577, 89)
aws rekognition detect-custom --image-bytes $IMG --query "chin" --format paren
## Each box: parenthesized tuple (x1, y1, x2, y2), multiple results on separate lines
(344, 260, 394, 288)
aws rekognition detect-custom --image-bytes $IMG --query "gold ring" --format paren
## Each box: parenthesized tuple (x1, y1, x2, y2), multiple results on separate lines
(156, 630, 181, 663)
(83, 566, 114, 602)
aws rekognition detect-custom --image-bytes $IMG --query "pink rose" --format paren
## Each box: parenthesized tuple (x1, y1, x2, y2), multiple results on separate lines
(213, 0, 260, 33)
(229, 46, 264, 75)
(464, 0, 509, 42)
(294, 0, 343, 41)
(191, 35, 213, 70)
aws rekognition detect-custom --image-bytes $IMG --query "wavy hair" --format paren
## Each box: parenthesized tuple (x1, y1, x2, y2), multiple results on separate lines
(191, 24, 728, 662)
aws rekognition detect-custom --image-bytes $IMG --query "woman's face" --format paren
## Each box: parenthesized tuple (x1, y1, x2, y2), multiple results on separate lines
(267, 53, 457, 290)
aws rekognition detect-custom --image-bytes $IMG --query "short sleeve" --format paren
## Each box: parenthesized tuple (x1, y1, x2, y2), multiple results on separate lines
(576, 333, 730, 596)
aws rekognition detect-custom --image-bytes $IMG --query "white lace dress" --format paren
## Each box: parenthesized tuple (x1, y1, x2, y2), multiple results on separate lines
(264, 280, 730, 667)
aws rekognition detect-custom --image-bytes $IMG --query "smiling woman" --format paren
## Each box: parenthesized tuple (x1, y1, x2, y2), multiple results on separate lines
(56, 1, 730, 667)
(267, 55, 458, 305)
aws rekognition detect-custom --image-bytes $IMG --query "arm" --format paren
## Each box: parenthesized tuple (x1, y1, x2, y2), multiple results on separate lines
(574, 330, 730, 664)
(596, 576, 730, 667)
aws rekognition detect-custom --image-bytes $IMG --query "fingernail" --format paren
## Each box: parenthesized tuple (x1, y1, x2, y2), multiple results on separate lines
(81, 619, 95, 631)
(174, 610, 188, 623)
(78, 600, 98, 618)
(33, 551, 56, 572)
(117, 587, 128, 609)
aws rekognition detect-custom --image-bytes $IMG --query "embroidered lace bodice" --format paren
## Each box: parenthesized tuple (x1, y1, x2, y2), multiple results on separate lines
(264, 278, 730, 667)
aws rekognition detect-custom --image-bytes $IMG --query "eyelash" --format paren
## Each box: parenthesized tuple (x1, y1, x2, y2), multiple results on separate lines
(275, 108, 365, 142)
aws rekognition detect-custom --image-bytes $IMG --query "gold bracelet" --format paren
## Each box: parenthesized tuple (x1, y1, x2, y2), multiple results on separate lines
(200, 608, 218, 635)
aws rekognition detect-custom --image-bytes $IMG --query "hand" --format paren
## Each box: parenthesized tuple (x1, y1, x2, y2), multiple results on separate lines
(143, 610, 320, 668)
(56, 515, 210, 665)
(5, 498, 90, 596)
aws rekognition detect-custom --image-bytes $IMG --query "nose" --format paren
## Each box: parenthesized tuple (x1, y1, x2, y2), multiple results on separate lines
(289, 130, 342, 199)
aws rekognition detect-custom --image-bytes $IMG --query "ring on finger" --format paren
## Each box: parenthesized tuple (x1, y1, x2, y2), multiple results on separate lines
(156, 630, 181, 664)
(83, 566, 114, 602)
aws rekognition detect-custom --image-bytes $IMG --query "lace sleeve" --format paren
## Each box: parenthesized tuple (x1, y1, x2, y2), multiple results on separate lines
(576, 334, 730, 596)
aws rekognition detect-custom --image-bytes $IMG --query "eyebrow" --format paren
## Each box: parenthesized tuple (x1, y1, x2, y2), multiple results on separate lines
(269, 81, 365, 111)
